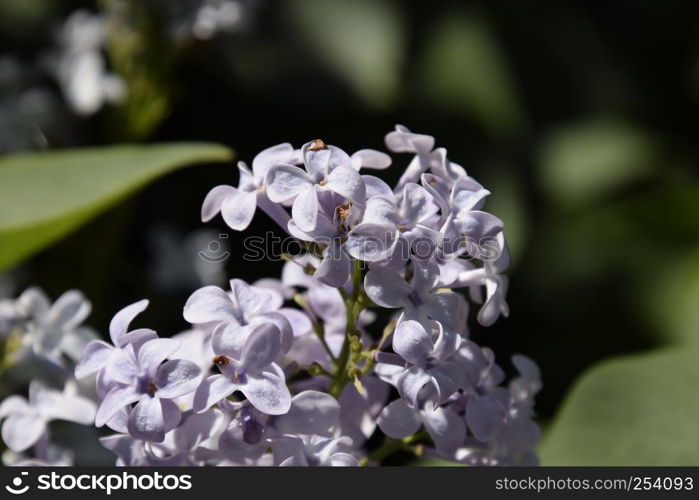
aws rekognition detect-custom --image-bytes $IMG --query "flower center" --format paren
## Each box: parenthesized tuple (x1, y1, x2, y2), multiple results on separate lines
(212, 354, 230, 367)
(336, 202, 352, 224)
(147, 382, 157, 396)
(308, 139, 328, 151)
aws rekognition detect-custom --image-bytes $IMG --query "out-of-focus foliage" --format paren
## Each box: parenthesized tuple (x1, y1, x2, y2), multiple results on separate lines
(0, 143, 232, 272)
(286, 0, 405, 109)
(538, 118, 661, 207)
(541, 347, 699, 465)
(417, 8, 525, 138)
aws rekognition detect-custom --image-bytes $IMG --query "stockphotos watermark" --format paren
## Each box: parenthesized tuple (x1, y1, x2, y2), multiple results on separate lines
(4, 470, 192, 496)
(198, 231, 503, 264)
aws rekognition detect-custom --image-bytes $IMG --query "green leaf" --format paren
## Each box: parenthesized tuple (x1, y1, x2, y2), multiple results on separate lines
(418, 9, 525, 137)
(539, 118, 660, 208)
(287, 0, 405, 109)
(541, 348, 699, 465)
(642, 245, 699, 345)
(0, 142, 233, 272)
(411, 457, 464, 467)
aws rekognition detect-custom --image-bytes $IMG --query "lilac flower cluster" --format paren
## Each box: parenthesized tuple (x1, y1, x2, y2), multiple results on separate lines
(0, 125, 541, 466)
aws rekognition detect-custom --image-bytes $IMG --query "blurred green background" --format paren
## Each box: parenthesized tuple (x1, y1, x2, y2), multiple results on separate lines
(1, 0, 699, 464)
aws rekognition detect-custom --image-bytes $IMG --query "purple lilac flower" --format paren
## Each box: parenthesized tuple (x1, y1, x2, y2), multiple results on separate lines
(183, 279, 293, 355)
(381, 320, 463, 407)
(10, 287, 97, 364)
(364, 260, 468, 333)
(75, 299, 156, 380)
(43, 125, 539, 467)
(193, 322, 291, 415)
(347, 183, 440, 265)
(201, 143, 299, 231)
(266, 140, 366, 232)
(95, 336, 202, 442)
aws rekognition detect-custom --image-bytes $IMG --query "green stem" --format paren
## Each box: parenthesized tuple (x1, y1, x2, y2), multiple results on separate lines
(330, 259, 363, 397)
(313, 323, 336, 362)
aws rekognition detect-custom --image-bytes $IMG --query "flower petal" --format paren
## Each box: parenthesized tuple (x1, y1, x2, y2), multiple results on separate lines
(420, 406, 465, 452)
(401, 183, 438, 223)
(393, 320, 433, 365)
(385, 125, 434, 153)
(364, 267, 409, 307)
(362, 175, 394, 199)
(346, 222, 397, 262)
(109, 299, 149, 346)
(362, 195, 400, 227)
(155, 359, 202, 399)
(325, 164, 366, 202)
(75, 340, 113, 379)
(240, 323, 282, 374)
(192, 375, 236, 413)
(95, 385, 141, 427)
(466, 394, 505, 442)
(137, 338, 180, 380)
(265, 164, 312, 202)
(105, 347, 138, 385)
(241, 371, 291, 415)
(212, 322, 249, 359)
(201, 185, 236, 222)
(351, 149, 392, 170)
(275, 390, 340, 436)
(2, 413, 45, 452)
(221, 189, 257, 231)
(315, 244, 351, 288)
(292, 185, 319, 232)
(0, 396, 29, 419)
(127, 396, 166, 442)
(47, 289, 91, 330)
(33, 384, 96, 425)
(327, 452, 359, 466)
(377, 399, 421, 439)
(252, 142, 296, 181)
(183, 286, 237, 324)
(397, 366, 433, 407)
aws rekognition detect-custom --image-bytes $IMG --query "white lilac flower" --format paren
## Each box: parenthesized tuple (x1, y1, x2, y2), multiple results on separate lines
(75, 299, 156, 381)
(337, 376, 389, 446)
(183, 280, 293, 355)
(265, 140, 367, 232)
(377, 398, 465, 454)
(3, 441, 74, 467)
(444, 353, 542, 465)
(193, 322, 291, 415)
(102, 407, 229, 466)
(54, 10, 126, 116)
(364, 260, 468, 333)
(379, 320, 463, 408)
(452, 232, 510, 327)
(201, 143, 299, 231)
(347, 183, 440, 265)
(44, 124, 538, 467)
(9, 287, 97, 365)
(95, 337, 202, 443)
(191, 0, 244, 40)
(0, 381, 95, 452)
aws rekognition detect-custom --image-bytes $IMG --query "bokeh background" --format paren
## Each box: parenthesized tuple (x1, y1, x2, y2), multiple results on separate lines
(1, 0, 699, 464)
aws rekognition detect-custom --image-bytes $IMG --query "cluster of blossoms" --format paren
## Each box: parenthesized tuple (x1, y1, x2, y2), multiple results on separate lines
(0, 126, 541, 466)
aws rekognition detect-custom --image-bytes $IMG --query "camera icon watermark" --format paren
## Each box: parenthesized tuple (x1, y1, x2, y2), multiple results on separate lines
(5, 471, 29, 495)
(199, 234, 230, 263)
